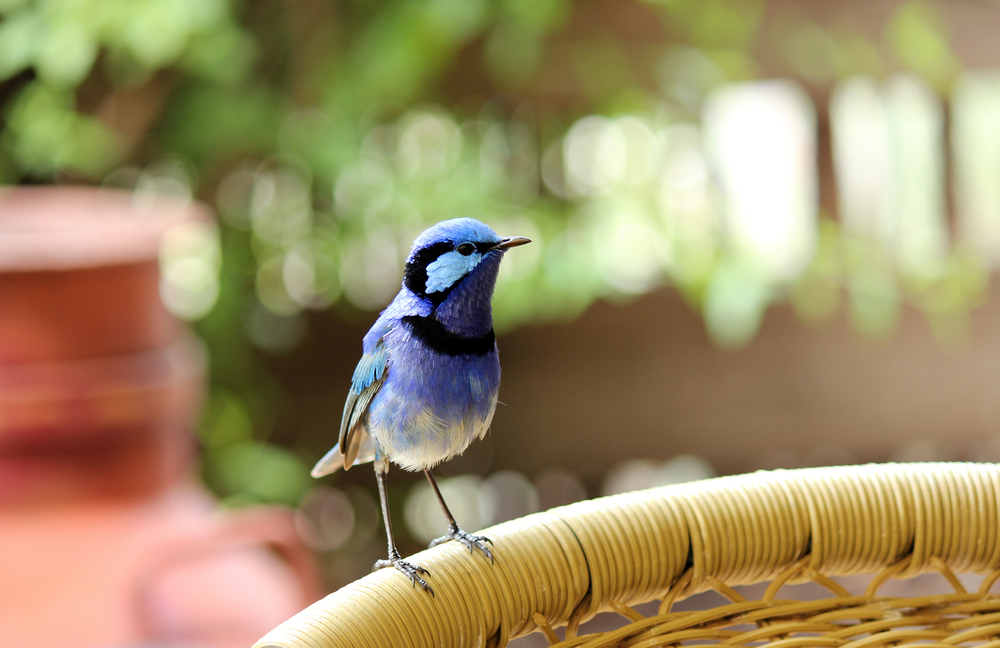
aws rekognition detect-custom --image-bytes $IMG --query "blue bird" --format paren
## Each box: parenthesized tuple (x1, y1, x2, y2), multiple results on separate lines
(312, 218, 530, 593)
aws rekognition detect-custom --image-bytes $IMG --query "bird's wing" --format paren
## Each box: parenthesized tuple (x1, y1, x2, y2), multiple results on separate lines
(341, 341, 389, 462)
(311, 336, 389, 477)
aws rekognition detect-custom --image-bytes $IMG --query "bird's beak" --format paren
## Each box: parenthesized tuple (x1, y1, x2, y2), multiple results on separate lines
(492, 236, 531, 250)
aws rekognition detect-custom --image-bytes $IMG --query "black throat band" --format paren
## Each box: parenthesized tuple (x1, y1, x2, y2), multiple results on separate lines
(401, 315, 496, 357)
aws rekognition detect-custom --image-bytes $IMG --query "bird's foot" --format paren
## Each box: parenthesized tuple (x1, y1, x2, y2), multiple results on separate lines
(373, 553, 433, 595)
(429, 525, 494, 563)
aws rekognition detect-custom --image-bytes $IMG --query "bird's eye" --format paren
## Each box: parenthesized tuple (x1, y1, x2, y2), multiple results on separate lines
(456, 243, 475, 256)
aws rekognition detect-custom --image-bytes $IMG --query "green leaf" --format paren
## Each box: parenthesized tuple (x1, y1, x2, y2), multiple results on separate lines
(35, 19, 98, 86)
(204, 441, 313, 506)
(0, 10, 39, 80)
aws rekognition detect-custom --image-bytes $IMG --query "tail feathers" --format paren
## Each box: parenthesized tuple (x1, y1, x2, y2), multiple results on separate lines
(311, 434, 375, 478)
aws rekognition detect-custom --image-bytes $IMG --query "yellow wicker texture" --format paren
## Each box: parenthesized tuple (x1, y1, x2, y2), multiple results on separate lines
(254, 463, 1000, 648)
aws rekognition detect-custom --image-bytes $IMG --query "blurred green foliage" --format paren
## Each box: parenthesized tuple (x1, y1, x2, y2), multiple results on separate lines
(0, 0, 983, 507)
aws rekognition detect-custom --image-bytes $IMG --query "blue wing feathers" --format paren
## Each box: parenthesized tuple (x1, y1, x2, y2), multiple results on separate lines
(311, 316, 393, 477)
(351, 344, 388, 394)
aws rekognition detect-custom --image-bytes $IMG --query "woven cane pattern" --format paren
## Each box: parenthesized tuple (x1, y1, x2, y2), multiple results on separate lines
(532, 558, 1000, 647)
(254, 463, 1000, 648)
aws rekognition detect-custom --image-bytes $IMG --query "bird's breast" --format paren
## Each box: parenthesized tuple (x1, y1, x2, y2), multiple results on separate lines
(387, 327, 501, 418)
(365, 322, 501, 471)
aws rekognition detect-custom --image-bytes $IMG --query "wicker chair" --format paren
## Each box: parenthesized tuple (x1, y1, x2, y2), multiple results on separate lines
(255, 462, 1000, 648)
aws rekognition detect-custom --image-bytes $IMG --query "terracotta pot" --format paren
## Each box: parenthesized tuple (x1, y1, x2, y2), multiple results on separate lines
(0, 187, 209, 504)
(0, 422, 194, 507)
(0, 336, 204, 505)
(0, 186, 209, 363)
(0, 186, 322, 647)
(0, 481, 322, 648)
(0, 337, 205, 447)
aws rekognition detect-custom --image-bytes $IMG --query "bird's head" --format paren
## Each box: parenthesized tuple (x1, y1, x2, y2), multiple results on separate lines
(403, 218, 530, 307)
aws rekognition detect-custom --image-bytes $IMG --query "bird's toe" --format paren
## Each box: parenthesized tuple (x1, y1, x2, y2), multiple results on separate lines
(373, 556, 434, 594)
(430, 528, 494, 563)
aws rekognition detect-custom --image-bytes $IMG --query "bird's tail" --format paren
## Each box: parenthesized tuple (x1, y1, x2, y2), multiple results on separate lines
(311, 435, 375, 477)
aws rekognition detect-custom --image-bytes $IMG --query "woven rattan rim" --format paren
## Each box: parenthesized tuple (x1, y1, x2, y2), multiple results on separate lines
(255, 462, 1000, 648)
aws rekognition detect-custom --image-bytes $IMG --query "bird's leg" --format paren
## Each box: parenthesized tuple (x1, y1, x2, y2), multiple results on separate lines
(371, 467, 433, 594)
(425, 469, 494, 563)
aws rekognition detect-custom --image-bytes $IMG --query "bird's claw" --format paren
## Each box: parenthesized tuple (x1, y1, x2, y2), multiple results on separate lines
(430, 527, 494, 563)
(373, 555, 434, 595)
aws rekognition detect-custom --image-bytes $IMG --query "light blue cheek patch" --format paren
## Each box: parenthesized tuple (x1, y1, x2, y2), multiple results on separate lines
(425, 250, 481, 294)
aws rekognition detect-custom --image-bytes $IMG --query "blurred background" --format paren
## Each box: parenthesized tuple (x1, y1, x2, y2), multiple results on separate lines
(3, 0, 1000, 645)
